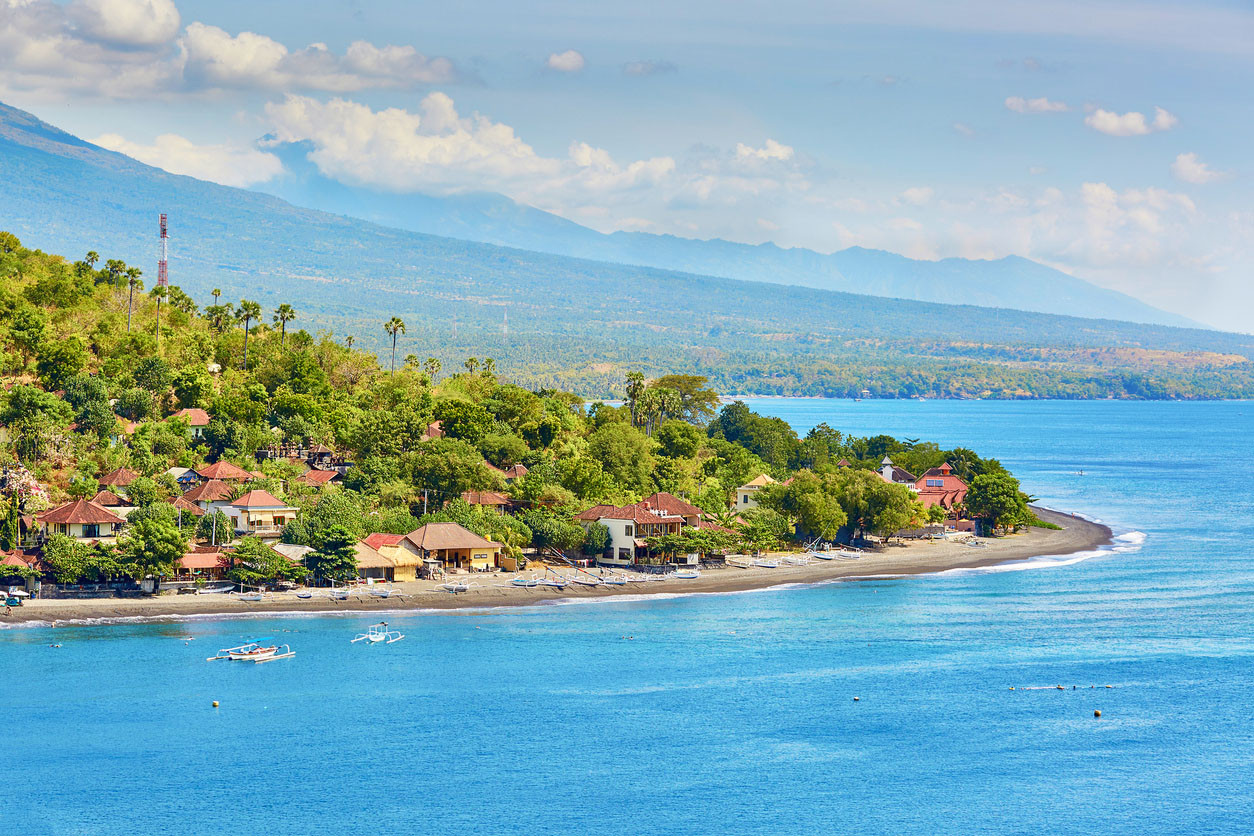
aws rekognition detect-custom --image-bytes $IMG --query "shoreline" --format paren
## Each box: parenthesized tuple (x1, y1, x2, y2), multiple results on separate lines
(1, 508, 1114, 628)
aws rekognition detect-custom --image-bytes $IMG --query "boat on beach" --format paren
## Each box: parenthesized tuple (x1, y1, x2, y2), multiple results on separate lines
(671, 569, 701, 580)
(754, 558, 780, 568)
(197, 582, 236, 594)
(439, 580, 472, 593)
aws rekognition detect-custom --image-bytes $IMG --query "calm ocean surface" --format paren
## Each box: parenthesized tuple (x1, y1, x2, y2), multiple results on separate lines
(4, 400, 1253, 835)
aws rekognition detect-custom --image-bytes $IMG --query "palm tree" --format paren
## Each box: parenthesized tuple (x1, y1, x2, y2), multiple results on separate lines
(482, 358, 496, 375)
(273, 304, 296, 347)
(345, 335, 354, 348)
(125, 267, 143, 333)
(464, 357, 479, 374)
(211, 288, 221, 307)
(85, 251, 99, 268)
(237, 299, 262, 369)
(423, 357, 441, 380)
(384, 317, 406, 374)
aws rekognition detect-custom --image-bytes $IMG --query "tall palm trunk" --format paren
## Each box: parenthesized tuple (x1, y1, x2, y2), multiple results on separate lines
(243, 316, 251, 368)
(127, 285, 134, 333)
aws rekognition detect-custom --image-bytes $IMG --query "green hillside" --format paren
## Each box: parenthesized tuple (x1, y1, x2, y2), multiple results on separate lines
(2, 101, 1252, 399)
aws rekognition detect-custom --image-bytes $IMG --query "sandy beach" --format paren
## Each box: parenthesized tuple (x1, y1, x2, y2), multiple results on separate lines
(2, 508, 1111, 626)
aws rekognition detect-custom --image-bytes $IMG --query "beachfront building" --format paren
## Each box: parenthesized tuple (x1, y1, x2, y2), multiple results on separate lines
(575, 503, 685, 566)
(641, 491, 704, 527)
(35, 499, 125, 544)
(175, 548, 228, 581)
(914, 463, 969, 511)
(879, 457, 920, 491)
(172, 408, 211, 440)
(223, 490, 298, 540)
(353, 540, 395, 581)
(401, 523, 502, 574)
(735, 474, 776, 510)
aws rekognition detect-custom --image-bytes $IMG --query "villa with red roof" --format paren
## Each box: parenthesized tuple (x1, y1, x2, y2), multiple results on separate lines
(462, 490, 511, 514)
(36, 499, 125, 543)
(223, 490, 298, 539)
(97, 467, 139, 498)
(182, 479, 235, 512)
(575, 502, 686, 566)
(914, 463, 969, 511)
(295, 469, 340, 489)
(172, 408, 211, 439)
(196, 461, 254, 481)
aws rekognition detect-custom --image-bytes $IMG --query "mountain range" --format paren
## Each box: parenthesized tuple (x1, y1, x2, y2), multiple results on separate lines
(0, 99, 1250, 399)
(259, 141, 1195, 329)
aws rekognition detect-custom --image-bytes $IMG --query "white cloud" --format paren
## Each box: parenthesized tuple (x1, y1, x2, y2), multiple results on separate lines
(1004, 95, 1068, 113)
(0, 3, 456, 99)
(1171, 152, 1224, 185)
(1084, 106, 1178, 136)
(953, 122, 975, 137)
(902, 186, 934, 206)
(546, 50, 585, 73)
(72, 0, 180, 48)
(92, 132, 283, 186)
(735, 139, 794, 162)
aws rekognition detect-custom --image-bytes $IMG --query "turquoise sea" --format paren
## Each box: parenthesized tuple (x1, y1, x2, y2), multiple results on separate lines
(4, 399, 1253, 835)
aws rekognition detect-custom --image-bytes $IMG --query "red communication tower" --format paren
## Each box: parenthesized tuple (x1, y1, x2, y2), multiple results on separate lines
(157, 213, 169, 286)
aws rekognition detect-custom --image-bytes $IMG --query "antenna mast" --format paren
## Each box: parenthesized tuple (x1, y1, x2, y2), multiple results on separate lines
(157, 213, 169, 286)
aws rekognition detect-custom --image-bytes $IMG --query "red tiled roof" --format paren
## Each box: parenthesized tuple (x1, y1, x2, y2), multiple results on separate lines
(697, 519, 735, 534)
(183, 479, 234, 503)
(37, 499, 124, 525)
(462, 490, 510, 506)
(179, 551, 226, 569)
(98, 467, 139, 487)
(483, 461, 508, 476)
(309, 443, 334, 454)
(504, 464, 529, 479)
(641, 491, 703, 518)
(91, 490, 127, 507)
(575, 503, 684, 526)
(229, 490, 291, 509)
(1, 551, 39, 570)
(197, 461, 254, 481)
(173, 408, 211, 426)
(167, 495, 206, 516)
(424, 421, 444, 439)
(362, 532, 405, 550)
(836, 458, 852, 467)
(298, 470, 340, 486)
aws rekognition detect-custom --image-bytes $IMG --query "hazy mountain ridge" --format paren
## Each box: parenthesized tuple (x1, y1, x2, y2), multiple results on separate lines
(259, 146, 1194, 328)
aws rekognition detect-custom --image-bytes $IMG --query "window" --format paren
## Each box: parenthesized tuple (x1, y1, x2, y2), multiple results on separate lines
(273, 516, 286, 527)
(742, 495, 749, 504)
(82, 524, 99, 539)
(624, 525, 633, 537)
(926, 478, 944, 487)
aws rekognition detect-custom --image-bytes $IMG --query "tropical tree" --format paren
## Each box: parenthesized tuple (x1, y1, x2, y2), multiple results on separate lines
(625, 371, 646, 427)
(384, 317, 406, 374)
(125, 267, 142, 333)
(345, 335, 354, 348)
(423, 357, 441, 380)
(121, 517, 187, 588)
(211, 287, 221, 306)
(307, 524, 359, 583)
(273, 304, 296, 347)
(464, 356, 479, 374)
(237, 299, 262, 368)
(965, 473, 1030, 533)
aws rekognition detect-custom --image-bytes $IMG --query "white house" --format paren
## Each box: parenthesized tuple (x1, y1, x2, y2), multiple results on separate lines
(575, 503, 685, 566)
(735, 474, 776, 510)
(224, 490, 299, 540)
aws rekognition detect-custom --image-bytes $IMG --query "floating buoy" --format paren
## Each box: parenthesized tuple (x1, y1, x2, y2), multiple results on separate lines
(212, 701, 219, 708)
(1094, 710, 1101, 718)
(853, 696, 860, 702)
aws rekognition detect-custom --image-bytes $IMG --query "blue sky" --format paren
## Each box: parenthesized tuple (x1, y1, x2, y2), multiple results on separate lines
(1, 0, 1250, 330)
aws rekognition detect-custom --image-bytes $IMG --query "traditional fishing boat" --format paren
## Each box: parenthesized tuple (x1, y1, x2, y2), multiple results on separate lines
(439, 580, 471, 593)
(671, 569, 701, 580)
(197, 582, 236, 595)
(601, 574, 628, 586)
(326, 587, 351, 601)
(780, 555, 811, 566)
(367, 586, 405, 599)
(351, 622, 405, 644)
(295, 590, 313, 599)
(509, 576, 539, 588)
(207, 640, 295, 663)
(537, 576, 567, 589)
(235, 590, 270, 602)
(754, 558, 780, 568)
(808, 551, 834, 561)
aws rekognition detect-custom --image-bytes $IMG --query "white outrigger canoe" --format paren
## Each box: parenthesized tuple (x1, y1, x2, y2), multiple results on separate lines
(351, 622, 404, 644)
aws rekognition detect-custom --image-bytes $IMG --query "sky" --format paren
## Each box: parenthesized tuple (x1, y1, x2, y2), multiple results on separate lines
(1, 0, 1251, 332)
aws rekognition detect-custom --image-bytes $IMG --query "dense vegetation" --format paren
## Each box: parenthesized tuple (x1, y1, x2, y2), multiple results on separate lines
(3, 100, 1252, 400)
(0, 235, 1040, 586)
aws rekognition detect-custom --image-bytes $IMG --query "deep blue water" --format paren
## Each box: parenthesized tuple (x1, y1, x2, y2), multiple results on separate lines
(4, 400, 1253, 835)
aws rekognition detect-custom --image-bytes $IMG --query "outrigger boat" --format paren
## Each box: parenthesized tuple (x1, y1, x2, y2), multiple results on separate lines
(508, 576, 540, 588)
(207, 640, 295, 663)
(351, 622, 405, 644)
(754, 558, 780, 569)
(295, 590, 314, 599)
(601, 574, 628, 586)
(366, 586, 406, 599)
(235, 590, 271, 602)
(671, 569, 701, 580)
(780, 555, 811, 566)
(808, 551, 835, 561)
(439, 580, 471, 593)
(197, 582, 236, 594)
(326, 587, 351, 601)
